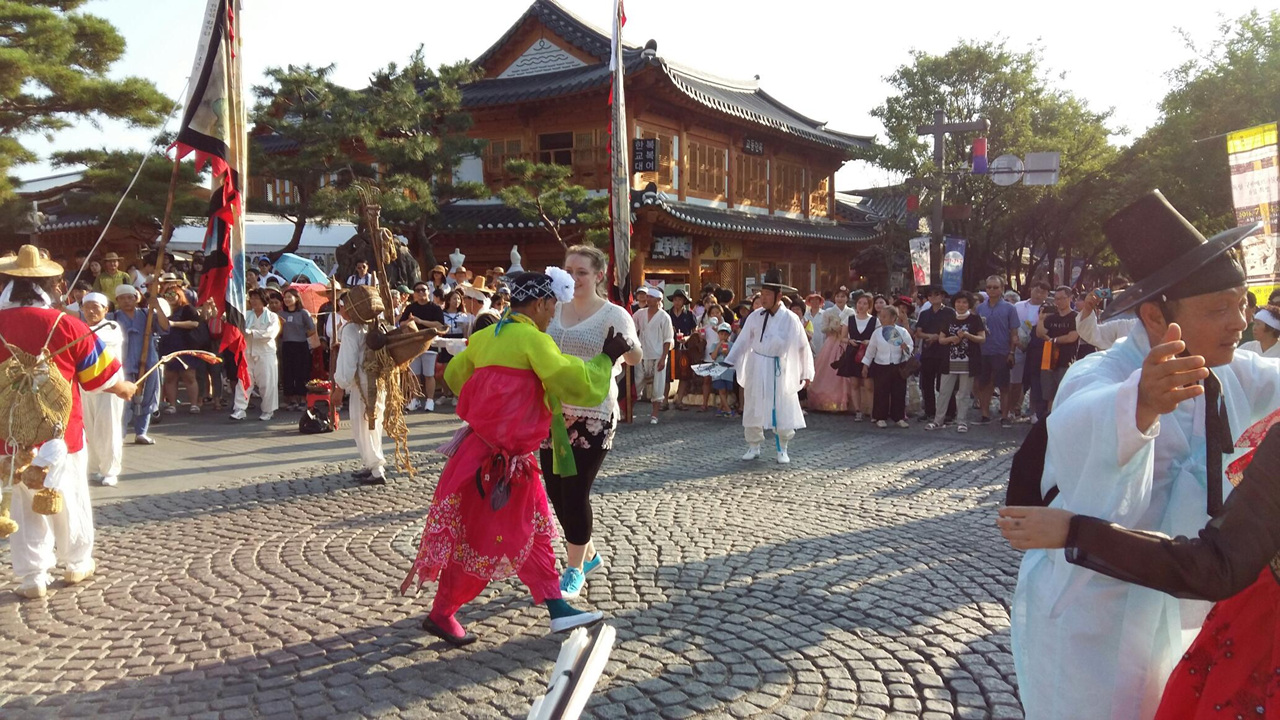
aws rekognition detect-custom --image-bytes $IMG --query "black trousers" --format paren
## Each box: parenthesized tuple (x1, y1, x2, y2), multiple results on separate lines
(872, 363, 908, 422)
(919, 355, 956, 419)
(281, 341, 312, 396)
(540, 445, 610, 546)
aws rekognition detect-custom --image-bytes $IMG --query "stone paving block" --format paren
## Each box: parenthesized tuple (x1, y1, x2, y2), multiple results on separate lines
(0, 412, 1025, 719)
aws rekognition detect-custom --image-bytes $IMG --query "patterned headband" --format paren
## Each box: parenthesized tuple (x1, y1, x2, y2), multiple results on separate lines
(508, 267, 574, 304)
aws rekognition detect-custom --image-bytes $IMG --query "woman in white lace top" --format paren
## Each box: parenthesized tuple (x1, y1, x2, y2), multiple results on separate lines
(541, 245, 641, 599)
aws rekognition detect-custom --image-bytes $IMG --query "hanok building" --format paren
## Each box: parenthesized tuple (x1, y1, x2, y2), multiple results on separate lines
(446, 0, 880, 297)
(246, 0, 883, 297)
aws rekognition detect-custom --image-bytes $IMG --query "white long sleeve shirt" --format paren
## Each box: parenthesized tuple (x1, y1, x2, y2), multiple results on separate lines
(632, 306, 674, 360)
(1076, 309, 1137, 350)
(242, 308, 281, 362)
(862, 324, 914, 366)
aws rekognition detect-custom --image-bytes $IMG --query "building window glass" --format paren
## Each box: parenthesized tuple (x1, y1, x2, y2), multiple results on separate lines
(775, 163, 805, 214)
(538, 132, 574, 166)
(734, 154, 768, 207)
(809, 174, 829, 218)
(687, 140, 727, 198)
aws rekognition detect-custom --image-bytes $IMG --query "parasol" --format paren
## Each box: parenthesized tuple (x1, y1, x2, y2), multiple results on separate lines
(273, 253, 329, 284)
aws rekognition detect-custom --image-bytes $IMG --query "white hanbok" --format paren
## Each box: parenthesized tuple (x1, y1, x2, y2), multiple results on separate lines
(726, 307, 814, 446)
(334, 322, 385, 476)
(1012, 328, 1280, 720)
(83, 319, 125, 478)
(233, 308, 280, 416)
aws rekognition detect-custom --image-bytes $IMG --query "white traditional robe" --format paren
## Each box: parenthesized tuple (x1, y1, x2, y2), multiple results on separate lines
(334, 322, 385, 475)
(83, 319, 125, 478)
(1012, 328, 1280, 720)
(232, 308, 280, 415)
(726, 306, 815, 433)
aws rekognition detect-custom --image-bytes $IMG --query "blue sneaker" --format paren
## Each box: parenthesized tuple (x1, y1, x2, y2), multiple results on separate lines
(560, 567, 585, 599)
(582, 553, 605, 576)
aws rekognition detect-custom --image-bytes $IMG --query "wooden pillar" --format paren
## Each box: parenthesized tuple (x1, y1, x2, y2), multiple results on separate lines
(726, 133, 736, 208)
(677, 122, 688, 203)
(688, 237, 701, 290)
(767, 147, 776, 215)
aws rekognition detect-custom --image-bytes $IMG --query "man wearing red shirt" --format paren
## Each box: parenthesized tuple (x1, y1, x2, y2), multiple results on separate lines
(0, 246, 136, 599)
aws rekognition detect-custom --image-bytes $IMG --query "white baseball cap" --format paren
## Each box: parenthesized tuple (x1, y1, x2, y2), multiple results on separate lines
(643, 286, 664, 299)
(114, 283, 140, 297)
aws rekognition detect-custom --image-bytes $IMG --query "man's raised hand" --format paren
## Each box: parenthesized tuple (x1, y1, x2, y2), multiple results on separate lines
(1136, 323, 1207, 431)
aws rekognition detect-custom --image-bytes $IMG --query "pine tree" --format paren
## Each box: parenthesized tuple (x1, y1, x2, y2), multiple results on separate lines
(0, 0, 173, 200)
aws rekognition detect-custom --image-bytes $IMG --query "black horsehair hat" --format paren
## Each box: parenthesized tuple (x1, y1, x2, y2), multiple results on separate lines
(1100, 190, 1262, 321)
(760, 268, 798, 295)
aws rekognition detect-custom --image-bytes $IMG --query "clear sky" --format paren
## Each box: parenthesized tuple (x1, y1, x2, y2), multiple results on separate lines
(19, 0, 1266, 190)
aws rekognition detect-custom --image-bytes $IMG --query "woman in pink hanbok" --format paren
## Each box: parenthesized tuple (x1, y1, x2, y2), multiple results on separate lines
(807, 288, 855, 412)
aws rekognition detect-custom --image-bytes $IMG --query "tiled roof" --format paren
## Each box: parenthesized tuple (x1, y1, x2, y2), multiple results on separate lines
(466, 0, 871, 153)
(435, 201, 587, 232)
(462, 51, 647, 109)
(835, 189, 914, 227)
(474, 0, 627, 68)
(660, 64, 871, 152)
(632, 189, 880, 244)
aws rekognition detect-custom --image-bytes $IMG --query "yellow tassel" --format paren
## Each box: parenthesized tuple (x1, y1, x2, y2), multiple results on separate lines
(0, 491, 16, 538)
(32, 488, 62, 516)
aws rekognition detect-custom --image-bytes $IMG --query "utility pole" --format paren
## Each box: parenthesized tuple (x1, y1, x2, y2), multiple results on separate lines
(916, 110, 990, 284)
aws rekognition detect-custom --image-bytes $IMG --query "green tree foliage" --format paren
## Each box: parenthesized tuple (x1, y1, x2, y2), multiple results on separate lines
(860, 40, 1118, 288)
(498, 159, 608, 249)
(356, 49, 489, 268)
(0, 0, 172, 201)
(1120, 10, 1280, 234)
(249, 63, 360, 259)
(50, 139, 207, 243)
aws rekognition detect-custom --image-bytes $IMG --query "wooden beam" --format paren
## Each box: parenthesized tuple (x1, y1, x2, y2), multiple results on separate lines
(678, 121, 688, 202)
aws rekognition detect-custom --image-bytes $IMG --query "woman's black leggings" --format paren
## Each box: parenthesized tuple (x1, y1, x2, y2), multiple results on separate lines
(540, 445, 610, 545)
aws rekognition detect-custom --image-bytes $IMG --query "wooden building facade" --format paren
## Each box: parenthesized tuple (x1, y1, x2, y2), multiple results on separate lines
(250, 0, 884, 298)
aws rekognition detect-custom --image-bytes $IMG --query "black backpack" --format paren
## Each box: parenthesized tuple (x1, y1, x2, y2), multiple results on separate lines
(1005, 417, 1059, 506)
(299, 400, 334, 434)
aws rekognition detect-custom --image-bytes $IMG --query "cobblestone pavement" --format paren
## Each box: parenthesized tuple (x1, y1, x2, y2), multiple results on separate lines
(0, 410, 1027, 719)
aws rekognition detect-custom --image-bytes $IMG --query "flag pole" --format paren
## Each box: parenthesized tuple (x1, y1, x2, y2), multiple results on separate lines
(137, 154, 182, 381)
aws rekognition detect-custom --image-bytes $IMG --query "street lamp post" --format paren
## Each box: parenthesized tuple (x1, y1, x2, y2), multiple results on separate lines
(916, 109, 990, 285)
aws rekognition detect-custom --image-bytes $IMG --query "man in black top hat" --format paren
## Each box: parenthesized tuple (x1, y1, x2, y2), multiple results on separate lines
(726, 269, 815, 463)
(1010, 190, 1280, 719)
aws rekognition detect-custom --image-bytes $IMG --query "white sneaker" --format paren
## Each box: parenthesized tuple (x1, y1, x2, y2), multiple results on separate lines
(741, 445, 761, 461)
(100, 475, 118, 487)
(876, 420, 888, 429)
(777, 450, 790, 464)
(424, 398, 435, 412)
(258, 412, 273, 421)
(229, 410, 246, 420)
(897, 420, 910, 429)
(407, 398, 422, 412)
(549, 610, 603, 634)
(649, 416, 658, 425)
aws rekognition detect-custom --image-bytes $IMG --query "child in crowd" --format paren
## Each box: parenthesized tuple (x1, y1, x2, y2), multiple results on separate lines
(710, 322, 737, 416)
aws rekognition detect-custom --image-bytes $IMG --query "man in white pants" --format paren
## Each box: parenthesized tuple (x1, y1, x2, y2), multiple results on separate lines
(334, 300, 387, 484)
(230, 288, 280, 421)
(0, 246, 137, 599)
(632, 286, 673, 424)
(726, 270, 814, 464)
(80, 293, 125, 487)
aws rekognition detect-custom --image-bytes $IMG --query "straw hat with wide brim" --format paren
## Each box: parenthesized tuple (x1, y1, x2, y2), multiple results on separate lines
(0, 245, 63, 278)
(101, 252, 122, 261)
(461, 277, 494, 302)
